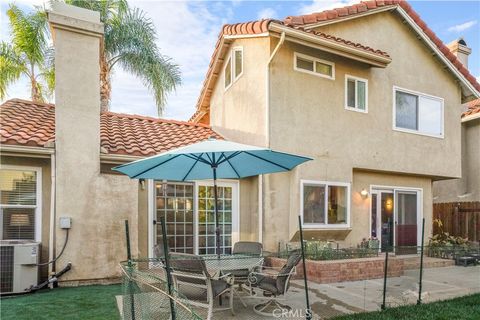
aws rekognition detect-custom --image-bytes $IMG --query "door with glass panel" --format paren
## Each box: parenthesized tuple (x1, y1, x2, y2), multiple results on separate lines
(154, 181, 237, 255)
(197, 184, 234, 255)
(371, 190, 394, 252)
(395, 191, 418, 254)
(155, 182, 194, 253)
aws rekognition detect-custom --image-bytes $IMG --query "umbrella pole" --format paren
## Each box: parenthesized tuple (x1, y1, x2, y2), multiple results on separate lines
(213, 166, 221, 258)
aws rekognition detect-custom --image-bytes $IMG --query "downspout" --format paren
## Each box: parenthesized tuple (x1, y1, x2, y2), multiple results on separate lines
(48, 152, 56, 288)
(259, 31, 285, 243)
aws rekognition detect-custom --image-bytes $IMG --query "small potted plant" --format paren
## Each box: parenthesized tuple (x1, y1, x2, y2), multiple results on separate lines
(368, 237, 380, 249)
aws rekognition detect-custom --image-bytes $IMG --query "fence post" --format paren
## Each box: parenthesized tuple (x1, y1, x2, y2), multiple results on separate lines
(124, 220, 135, 320)
(417, 218, 425, 305)
(160, 217, 176, 320)
(381, 249, 389, 310)
(298, 216, 312, 320)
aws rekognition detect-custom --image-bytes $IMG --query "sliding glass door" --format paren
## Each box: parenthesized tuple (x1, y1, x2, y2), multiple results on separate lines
(371, 187, 421, 254)
(395, 190, 418, 254)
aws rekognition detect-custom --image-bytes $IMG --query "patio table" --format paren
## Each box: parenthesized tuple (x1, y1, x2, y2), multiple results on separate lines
(202, 254, 264, 278)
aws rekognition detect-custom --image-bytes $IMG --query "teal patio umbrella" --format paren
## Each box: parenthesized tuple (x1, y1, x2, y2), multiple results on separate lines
(113, 138, 312, 256)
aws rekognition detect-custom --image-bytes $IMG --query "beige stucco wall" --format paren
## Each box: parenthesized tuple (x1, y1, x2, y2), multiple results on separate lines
(0, 155, 52, 280)
(209, 37, 270, 147)
(207, 11, 464, 251)
(50, 6, 139, 282)
(434, 118, 480, 202)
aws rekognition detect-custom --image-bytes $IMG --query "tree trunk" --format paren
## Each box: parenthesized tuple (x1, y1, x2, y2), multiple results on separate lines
(100, 53, 111, 113)
(31, 77, 42, 102)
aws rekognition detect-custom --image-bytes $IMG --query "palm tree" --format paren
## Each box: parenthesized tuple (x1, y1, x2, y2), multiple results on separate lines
(66, 0, 181, 114)
(0, 5, 54, 103)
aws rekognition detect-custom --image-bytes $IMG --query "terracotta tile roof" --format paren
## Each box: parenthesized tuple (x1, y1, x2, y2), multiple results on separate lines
(1, 99, 56, 147)
(283, 0, 480, 93)
(190, 19, 390, 123)
(463, 99, 480, 119)
(100, 112, 221, 156)
(0, 99, 221, 157)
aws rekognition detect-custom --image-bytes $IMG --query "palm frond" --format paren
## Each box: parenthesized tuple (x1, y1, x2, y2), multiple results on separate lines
(0, 42, 27, 99)
(7, 4, 48, 66)
(39, 46, 55, 99)
(106, 7, 181, 115)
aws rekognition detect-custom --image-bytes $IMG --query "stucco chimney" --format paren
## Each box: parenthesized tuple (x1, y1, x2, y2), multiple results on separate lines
(47, 3, 104, 279)
(447, 38, 472, 68)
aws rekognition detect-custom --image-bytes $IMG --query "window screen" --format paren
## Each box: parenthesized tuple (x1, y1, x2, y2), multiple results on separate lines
(0, 169, 38, 240)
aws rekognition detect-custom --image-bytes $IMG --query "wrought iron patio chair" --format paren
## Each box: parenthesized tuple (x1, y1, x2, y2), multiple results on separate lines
(222, 241, 264, 307)
(169, 252, 234, 320)
(246, 251, 302, 316)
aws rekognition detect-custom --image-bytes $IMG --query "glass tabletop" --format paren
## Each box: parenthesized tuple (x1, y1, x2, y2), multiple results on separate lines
(202, 254, 263, 273)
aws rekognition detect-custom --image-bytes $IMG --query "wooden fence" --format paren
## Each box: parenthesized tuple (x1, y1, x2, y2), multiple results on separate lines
(433, 202, 480, 242)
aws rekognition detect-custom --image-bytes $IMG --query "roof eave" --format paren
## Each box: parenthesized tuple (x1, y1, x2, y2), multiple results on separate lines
(0, 144, 54, 158)
(462, 112, 480, 123)
(269, 23, 391, 68)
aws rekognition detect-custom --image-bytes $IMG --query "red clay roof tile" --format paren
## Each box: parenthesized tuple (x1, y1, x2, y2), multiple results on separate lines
(1, 99, 221, 157)
(463, 99, 480, 119)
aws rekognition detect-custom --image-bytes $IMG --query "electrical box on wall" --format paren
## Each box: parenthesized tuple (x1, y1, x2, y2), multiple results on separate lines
(59, 217, 72, 229)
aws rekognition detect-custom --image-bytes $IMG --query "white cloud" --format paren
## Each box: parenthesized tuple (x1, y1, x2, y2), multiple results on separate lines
(110, 1, 228, 120)
(298, 0, 360, 15)
(257, 7, 277, 20)
(447, 20, 478, 33)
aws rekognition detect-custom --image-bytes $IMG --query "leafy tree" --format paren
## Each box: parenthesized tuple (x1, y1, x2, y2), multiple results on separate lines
(65, 0, 181, 114)
(0, 4, 54, 102)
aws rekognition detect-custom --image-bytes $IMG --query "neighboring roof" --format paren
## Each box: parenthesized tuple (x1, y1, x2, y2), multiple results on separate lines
(0, 99, 221, 157)
(0, 99, 56, 147)
(283, 0, 480, 94)
(190, 18, 391, 123)
(190, 0, 480, 124)
(462, 99, 480, 121)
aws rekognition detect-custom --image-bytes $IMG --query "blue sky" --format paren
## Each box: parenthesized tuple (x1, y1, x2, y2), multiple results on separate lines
(1, 0, 479, 120)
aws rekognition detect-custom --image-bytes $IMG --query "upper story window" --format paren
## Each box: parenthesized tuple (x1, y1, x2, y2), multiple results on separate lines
(345, 75, 368, 113)
(294, 52, 335, 80)
(393, 87, 444, 138)
(224, 47, 243, 90)
(301, 180, 350, 229)
(0, 167, 41, 241)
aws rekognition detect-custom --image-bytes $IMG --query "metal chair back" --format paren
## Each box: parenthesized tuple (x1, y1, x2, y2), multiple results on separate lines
(233, 241, 263, 256)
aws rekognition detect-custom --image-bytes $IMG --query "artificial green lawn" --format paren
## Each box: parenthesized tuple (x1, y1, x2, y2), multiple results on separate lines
(1, 284, 479, 320)
(333, 293, 480, 320)
(0, 284, 121, 320)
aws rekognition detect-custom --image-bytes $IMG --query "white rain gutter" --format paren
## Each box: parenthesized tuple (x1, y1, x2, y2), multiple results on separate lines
(259, 31, 285, 243)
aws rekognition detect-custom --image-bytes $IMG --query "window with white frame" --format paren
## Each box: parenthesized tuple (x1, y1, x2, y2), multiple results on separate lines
(345, 75, 368, 112)
(0, 168, 41, 240)
(294, 52, 335, 79)
(224, 47, 243, 89)
(394, 87, 444, 137)
(301, 181, 350, 228)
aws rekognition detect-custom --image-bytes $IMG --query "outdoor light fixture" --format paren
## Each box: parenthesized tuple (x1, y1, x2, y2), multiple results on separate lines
(139, 179, 146, 190)
(360, 189, 369, 199)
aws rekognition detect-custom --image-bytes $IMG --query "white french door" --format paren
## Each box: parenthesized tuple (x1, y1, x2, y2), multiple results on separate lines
(151, 180, 239, 256)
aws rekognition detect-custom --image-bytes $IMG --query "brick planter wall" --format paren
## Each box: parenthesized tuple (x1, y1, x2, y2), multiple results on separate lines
(267, 256, 404, 284)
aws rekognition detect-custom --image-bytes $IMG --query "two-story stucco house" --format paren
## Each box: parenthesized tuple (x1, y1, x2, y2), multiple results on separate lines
(1, 1, 479, 286)
(189, 0, 480, 252)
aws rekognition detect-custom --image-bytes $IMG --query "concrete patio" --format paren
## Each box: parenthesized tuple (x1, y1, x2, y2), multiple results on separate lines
(117, 265, 480, 319)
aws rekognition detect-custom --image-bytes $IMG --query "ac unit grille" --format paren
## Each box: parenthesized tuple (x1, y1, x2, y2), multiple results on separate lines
(0, 246, 14, 293)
